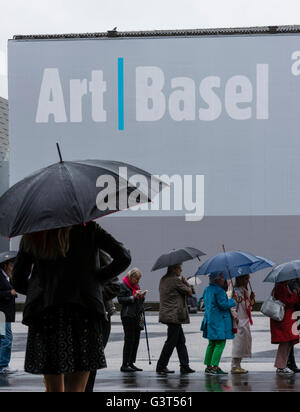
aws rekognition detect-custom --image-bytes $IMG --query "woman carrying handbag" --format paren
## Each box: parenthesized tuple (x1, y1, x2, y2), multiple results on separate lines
(271, 281, 300, 376)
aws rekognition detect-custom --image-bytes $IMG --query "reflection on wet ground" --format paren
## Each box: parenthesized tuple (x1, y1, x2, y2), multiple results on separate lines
(1, 371, 300, 392)
(5, 313, 300, 392)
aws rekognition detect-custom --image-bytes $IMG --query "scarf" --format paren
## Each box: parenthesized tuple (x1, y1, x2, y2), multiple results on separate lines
(123, 275, 140, 298)
(243, 289, 253, 326)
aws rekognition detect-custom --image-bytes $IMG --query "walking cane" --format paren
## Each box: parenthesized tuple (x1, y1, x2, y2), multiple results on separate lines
(143, 310, 152, 365)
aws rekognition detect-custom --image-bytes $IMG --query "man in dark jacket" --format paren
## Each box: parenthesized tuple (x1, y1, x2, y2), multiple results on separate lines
(85, 250, 121, 392)
(156, 264, 195, 375)
(0, 251, 18, 375)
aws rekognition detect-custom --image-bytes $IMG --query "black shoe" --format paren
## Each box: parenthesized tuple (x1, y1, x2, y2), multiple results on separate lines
(129, 364, 143, 371)
(287, 364, 300, 373)
(120, 365, 136, 372)
(180, 366, 196, 374)
(156, 367, 175, 374)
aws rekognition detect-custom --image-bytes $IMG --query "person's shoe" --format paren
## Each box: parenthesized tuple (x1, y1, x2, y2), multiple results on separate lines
(287, 364, 300, 373)
(129, 364, 143, 371)
(205, 367, 218, 376)
(216, 367, 228, 375)
(231, 367, 248, 374)
(120, 365, 136, 372)
(1, 367, 18, 375)
(156, 367, 175, 374)
(180, 366, 196, 374)
(276, 368, 295, 376)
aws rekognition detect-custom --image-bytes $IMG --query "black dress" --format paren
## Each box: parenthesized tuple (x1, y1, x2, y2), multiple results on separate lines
(12, 222, 132, 376)
(25, 304, 106, 375)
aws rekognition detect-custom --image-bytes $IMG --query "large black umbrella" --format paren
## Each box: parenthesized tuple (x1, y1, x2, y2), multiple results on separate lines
(151, 247, 206, 271)
(0, 251, 18, 264)
(0, 150, 166, 238)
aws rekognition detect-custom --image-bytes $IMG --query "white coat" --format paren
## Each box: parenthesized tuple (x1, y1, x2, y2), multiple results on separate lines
(232, 287, 253, 359)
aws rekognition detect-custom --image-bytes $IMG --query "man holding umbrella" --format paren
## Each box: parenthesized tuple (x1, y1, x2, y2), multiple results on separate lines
(152, 247, 205, 374)
(0, 251, 18, 375)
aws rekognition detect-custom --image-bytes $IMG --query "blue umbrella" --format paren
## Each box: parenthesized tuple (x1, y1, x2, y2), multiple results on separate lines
(195, 250, 262, 279)
(263, 260, 300, 283)
(231, 256, 275, 277)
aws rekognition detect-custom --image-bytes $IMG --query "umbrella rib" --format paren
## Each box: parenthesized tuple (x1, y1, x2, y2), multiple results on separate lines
(62, 163, 85, 223)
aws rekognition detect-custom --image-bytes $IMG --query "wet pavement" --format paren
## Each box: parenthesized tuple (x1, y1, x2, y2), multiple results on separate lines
(2, 371, 300, 393)
(2, 312, 300, 392)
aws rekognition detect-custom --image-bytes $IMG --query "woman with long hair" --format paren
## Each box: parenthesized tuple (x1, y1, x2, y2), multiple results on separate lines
(12, 222, 131, 392)
(231, 274, 256, 374)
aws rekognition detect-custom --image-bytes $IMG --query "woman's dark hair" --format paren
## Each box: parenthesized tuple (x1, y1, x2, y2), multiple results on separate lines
(0, 262, 7, 271)
(22, 227, 72, 261)
(235, 275, 249, 289)
(167, 264, 181, 274)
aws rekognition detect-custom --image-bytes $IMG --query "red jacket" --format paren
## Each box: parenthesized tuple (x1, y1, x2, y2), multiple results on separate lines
(270, 283, 300, 344)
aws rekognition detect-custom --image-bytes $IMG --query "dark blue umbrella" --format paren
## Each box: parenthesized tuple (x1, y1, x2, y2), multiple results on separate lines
(195, 250, 262, 279)
(230, 256, 275, 277)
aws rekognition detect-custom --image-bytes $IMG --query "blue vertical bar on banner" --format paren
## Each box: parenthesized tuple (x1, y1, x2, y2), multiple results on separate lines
(118, 58, 124, 131)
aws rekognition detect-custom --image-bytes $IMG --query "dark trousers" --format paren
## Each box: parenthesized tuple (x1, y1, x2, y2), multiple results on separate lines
(157, 324, 189, 369)
(85, 317, 111, 393)
(122, 317, 141, 366)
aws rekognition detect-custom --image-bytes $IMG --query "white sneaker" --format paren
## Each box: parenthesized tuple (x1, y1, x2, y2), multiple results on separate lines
(1, 367, 18, 375)
(276, 368, 295, 376)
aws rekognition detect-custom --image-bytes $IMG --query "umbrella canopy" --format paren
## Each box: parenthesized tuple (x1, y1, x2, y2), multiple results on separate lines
(0, 159, 166, 237)
(151, 247, 206, 272)
(263, 260, 300, 283)
(195, 250, 262, 279)
(231, 256, 275, 277)
(0, 251, 18, 264)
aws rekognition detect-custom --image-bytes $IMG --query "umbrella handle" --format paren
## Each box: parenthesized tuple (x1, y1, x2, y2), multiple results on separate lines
(222, 244, 235, 292)
(248, 280, 256, 305)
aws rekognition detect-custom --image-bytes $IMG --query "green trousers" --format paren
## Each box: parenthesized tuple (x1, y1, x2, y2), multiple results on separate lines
(204, 340, 226, 367)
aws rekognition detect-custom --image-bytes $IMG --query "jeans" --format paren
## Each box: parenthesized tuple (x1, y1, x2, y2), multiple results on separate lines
(0, 323, 13, 369)
(157, 324, 189, 369)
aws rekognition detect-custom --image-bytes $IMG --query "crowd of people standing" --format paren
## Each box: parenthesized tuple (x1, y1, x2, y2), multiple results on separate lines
(0, 223, 300, 391)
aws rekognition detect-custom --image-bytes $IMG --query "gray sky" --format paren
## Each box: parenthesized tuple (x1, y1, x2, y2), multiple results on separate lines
(1, 0, 300, 98)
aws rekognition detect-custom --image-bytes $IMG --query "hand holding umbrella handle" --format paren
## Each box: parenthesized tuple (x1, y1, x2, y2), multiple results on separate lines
(248, 281, 256, 305)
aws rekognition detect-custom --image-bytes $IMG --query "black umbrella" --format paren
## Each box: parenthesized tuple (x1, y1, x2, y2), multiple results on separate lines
(151, 247, 206, 271)
(0, 251, 18, 264)
(0, 145, 166, 237)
